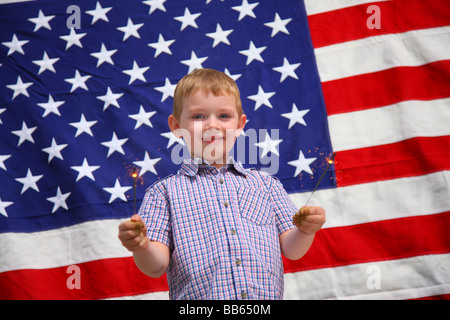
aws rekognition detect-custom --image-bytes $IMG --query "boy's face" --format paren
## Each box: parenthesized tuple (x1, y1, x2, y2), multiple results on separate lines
(168, 90, 246, 168)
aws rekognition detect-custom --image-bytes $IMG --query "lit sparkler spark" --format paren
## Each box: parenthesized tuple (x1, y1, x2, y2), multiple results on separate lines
(132, 166, 138, 215)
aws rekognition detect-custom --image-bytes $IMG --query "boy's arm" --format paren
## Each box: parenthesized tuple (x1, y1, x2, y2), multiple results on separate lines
(279, 206, 325, 260)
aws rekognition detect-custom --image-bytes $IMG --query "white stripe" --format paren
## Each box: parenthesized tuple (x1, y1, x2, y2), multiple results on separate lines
(0, 0, 35, 4)
(328, 98, 450, 152)
(304, 0, 390, 16)
(105, 290, 169, 300)
(0, 218, 131, 273)
(284, 253, 450, 300)
(289, 171, 450, 229)
(314, 26, 450, 82)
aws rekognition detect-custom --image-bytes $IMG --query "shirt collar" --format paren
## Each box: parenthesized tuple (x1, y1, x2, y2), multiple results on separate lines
(179, 157, 248, 177)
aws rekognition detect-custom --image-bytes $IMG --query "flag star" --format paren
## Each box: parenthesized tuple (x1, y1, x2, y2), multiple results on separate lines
(239, 41, 266, 65)
(0, 154, 11, 171)
(174, 7, 201, 31)
(287, 150, 317, 176)
(59, 28, 87, 50)
(32, 51, 60, 75)
(148, 34, 175, 58)
(2, 34, 29, 56)
(122, 61, 149, 84)
(181, 51, 208, 73)
(103, 179, 132, 204)
(15, 168, 43, 194)
(42, 138, 68, 163)
(12, 121, 37, 146)
(224, 68, 242, 82)
(254, 132, 282, 158)
(281, 103, 310, 129)
(90, 43, 117, 67)
(273, 57, 301, 82)
(86, 1, 112, 24)
(160, 131, 185, 148)
(28, 9, 55, 31)
(71, 158, 100, 182)
(0, 108, 5, 124)
(96, 87, 123, 111)
(6, 76, 33, 100)
(37, 95, 65, 117)
(155, 78, 176, 102)
(101, 132, 129, 157)
(264, 13, 292, 37)
(129, 105, 156, 129)
(117, 18, 144, 41)
(70, 114, 97, 137)
(232, 0, 259, 21)
(47, 187, 71, 213)
(133, 151, 161, 176)
(247, 85, 275, 111)
(0, 197, 13, 218)
(65, 70, 91, 92)
(206, 24, 233, 48)
(143, 0, 167, 15)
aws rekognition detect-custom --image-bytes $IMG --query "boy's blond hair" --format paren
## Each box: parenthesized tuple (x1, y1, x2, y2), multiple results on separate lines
(172, 68, 243, 120)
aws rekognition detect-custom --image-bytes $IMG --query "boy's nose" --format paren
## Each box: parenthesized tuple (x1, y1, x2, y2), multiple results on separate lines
(205, 115, 219, 130)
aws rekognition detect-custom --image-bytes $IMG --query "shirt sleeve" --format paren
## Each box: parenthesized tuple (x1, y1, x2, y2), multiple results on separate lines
(267, 175, 297, 235)
(138, 181, 172, 250)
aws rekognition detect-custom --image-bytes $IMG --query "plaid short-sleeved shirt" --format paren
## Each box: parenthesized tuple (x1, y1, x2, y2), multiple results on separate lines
(139, 158, 297, 300)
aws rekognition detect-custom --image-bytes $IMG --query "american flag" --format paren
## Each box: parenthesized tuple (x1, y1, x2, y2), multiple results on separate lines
(0, 0, 449, 300)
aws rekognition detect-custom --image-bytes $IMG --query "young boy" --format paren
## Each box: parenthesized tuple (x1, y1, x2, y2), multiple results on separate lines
(118, 69, 325, 299)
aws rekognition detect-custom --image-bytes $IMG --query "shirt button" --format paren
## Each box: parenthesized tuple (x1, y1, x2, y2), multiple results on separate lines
(241, 291, 248, 299)
(235, 259, 242, 266)
(224, 201, 229, 207)
(219, 178, 224, 184)
(230, 229, 237, 235)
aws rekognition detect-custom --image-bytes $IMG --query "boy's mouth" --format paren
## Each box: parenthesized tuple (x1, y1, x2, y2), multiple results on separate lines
(202, 134, 223, 144)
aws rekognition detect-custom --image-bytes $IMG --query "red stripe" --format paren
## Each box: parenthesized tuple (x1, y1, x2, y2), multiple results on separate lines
(308, 0, 450, 48)
(283, 211, 450, 273)
(322, 60, 450, 116)
(0, 257, 168, 300)
(334, 136, 450, 187)
(411, 294, 450, 300)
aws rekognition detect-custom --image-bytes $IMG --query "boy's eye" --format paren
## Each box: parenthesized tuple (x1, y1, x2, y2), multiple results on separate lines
(219, 114, 230, 119)
(192, 114, 204, 119)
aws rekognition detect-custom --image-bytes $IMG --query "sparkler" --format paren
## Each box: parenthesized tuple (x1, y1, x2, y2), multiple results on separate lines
(131, 166, 145, 230)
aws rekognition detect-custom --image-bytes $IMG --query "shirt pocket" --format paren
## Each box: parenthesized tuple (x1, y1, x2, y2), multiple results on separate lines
(237, 186, 274, 225)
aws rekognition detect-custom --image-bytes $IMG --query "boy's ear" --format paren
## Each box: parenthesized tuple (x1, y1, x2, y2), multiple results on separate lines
(235, 113, 247, 136)
(168, 115, 182, 138)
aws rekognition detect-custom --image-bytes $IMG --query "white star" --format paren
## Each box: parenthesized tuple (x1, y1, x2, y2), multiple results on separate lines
(143, 0, 167, 14)
(59, 28, 86, 50)
(273, 57, 301, 82)
(281, 103, 310, 129)
(160, 131, 185, 148)
(90, 43, 117, 67)
(224, 68, 242, 82)
(117, 18, 144, 41)
(129, 105, 156, 129)
(264, 13, 291, 37)
(65, 69, 91, 92)
(0, 108, 5, 124)
(239, 41, 266, 65)
(12, 121, 37, 146)
(174, 7, 201, 31)
(42, 138, 68, 163)
(287, 150, 317, 176)
(133, 151, 161, 176)
(96, 87, 123, 111)
(86, 1, 112, 24)
(101, 132, 129, 157)
(32, 51, 60, 75)
(181, 51, 208, 73)
(155, 78, 176, 102)
(206, 24, 233, 48)
(69, 114, 97, 137)
(0, 154, 11, 171)
(28, 9, 55, 31)
(71, 158, 100, 182)
(247, 85, 275, 111)
(6, 76, 33, 100)
(0, 198, 14, 218)
(122, 60, 149, 84)
(148, 34, 175, 58)
(2, 34, 29, 56)
(103, 179, 132, 204)
(232, 0, 259, 21)
(15, 168, 43, 194)
(254, 132, 282, 158)
(47, 187, 71, 214)
(37, 95, 65, 117)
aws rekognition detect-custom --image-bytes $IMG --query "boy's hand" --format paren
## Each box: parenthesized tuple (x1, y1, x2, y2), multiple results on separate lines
(292, 206, 326, 235)
(118, 214, 149, 252)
